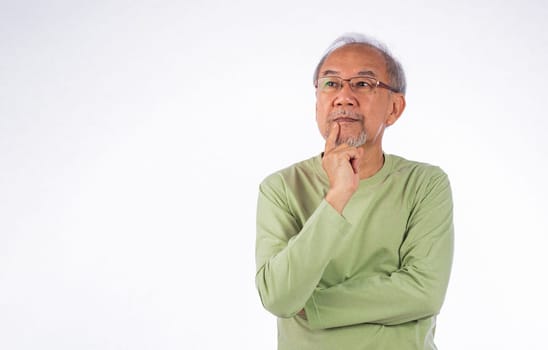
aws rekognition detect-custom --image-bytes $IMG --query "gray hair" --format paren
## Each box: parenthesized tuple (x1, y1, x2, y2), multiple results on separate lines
(313, 33, 407, 95)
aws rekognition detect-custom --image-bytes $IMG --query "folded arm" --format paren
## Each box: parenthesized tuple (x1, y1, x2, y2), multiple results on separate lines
(304, 172, 454, 329)
(255, 174, 351, 318)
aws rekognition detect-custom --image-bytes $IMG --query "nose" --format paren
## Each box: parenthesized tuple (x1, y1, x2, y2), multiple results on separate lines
(333, 82, 357, 107)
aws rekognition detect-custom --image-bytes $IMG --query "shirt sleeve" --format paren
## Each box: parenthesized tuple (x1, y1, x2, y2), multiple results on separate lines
(304, 171, 454, 329)
(255, 173, 351, 318)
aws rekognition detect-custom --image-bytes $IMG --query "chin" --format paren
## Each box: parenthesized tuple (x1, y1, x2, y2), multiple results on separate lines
(338, 132, 367, 147)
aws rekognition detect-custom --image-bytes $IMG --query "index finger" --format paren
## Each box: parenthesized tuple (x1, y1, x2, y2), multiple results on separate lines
(324, 122, 339, 153)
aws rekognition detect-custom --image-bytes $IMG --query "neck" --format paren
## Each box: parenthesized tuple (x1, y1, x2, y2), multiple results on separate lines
(358, 146, 385, 179)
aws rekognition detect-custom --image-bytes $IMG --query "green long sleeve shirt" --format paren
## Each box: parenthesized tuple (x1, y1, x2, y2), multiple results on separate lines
(255, 154, 454, 350)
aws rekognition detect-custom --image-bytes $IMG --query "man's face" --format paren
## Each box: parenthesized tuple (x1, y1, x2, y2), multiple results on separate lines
(315, 44, 403, 147)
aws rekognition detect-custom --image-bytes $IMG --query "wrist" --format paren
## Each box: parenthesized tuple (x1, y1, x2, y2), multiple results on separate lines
(325, 189, 352, 214)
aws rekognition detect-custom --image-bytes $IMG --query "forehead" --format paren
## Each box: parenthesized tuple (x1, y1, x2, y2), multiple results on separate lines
(319, 44, 388, 78)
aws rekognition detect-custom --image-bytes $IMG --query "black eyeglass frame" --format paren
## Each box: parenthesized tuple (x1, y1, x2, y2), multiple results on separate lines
(315, 76, 400, 94)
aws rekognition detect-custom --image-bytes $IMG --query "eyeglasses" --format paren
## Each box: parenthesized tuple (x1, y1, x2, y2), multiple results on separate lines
(315, 76, 399, 94)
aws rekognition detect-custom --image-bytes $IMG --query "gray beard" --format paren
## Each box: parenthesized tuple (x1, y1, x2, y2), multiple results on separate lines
(340, 131, 367, 147)
(327, 110, 367, 147)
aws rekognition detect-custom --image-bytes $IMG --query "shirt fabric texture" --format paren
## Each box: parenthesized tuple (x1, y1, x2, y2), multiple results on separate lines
(255, 153, 454, 350)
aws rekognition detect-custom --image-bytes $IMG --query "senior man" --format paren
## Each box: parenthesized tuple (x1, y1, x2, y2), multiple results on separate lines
(255, 33, 454, 349)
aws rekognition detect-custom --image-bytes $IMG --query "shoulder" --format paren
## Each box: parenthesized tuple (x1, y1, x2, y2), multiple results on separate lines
(388, 154, 449, 182)
(386, 154, 451, 199)
(259, 154, 324, 190)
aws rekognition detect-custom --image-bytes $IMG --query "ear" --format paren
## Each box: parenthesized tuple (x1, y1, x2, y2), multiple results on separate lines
(386, 93, 406, 127)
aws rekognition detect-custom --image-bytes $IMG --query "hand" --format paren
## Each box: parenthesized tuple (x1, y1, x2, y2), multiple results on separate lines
(297, 309, 307, 320)
(322, 123, 363, 214)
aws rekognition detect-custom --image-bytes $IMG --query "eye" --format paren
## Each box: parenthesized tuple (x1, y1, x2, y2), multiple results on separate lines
(319, 78, 341, 90)
(352, 78, 374, 89)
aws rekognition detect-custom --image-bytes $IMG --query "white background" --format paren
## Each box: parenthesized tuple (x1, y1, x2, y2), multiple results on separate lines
(1, 0, 547, 349)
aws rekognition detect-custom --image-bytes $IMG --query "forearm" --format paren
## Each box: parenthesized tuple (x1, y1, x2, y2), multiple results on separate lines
(256, 199, 350, 317)
(304, 250, 452, 329)
(305, 171, 454, 329)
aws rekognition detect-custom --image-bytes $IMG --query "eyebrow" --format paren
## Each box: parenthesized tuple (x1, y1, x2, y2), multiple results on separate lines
(320, 69, 378, 77)
(357, 70, 377, 77)
(320, 70, 339, 76)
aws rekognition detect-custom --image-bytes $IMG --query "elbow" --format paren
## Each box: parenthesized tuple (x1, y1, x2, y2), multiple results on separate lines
(258, 291, 297, 318)
(384, 290, 446, 327)
(256, 278, 301, 318)
(405, 266, 451, 320)
(423, 296, 444, 317)
(255, 269, 300, 318)
(418, 287, 447, 318)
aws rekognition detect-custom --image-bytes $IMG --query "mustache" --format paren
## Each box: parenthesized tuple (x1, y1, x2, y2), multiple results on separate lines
(327, 109, 365, 121)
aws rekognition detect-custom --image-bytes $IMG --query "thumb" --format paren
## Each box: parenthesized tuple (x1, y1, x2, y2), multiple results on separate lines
(350, 147, 364, 174)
